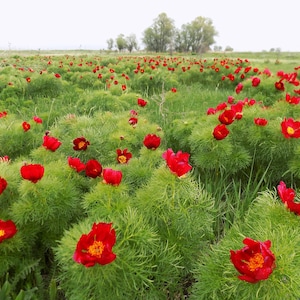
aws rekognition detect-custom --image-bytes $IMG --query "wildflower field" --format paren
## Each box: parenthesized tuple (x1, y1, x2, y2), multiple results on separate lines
(0, 50, 300, 299)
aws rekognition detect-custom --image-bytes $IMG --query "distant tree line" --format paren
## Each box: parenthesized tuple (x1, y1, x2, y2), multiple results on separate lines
(106, 13, 218, 54)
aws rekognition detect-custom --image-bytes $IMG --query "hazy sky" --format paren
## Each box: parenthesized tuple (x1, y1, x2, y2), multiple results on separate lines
(1, 0, 299, 52)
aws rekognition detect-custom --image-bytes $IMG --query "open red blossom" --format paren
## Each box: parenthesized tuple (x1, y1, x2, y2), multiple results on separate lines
(143, 134, 161, 150)
(103, 168, 122, 186)
(0, 177, 7, 195)
(54, 73, 61, 78)
(206, 107, 216, 115)
(0, 220, 17, 243)
(0, 156, 10, 163)
(251, 77, 261, 87)
(0, 111, 7, 118)
(128, 117, 138, 126)
(22, 121, 31, 132)
(73, 222, 116, 267)
(68, 157, 86, 172)
(254, 118, 268, 126)
(26, 77, 31, 83)
(231, 102, 244, 120)
(162, 148, 192, 177)
(230, 237, 276, 283)
(116, 149, 132, 164)
(277, 181, 300, 215)
(275, 81, 285, 91)
(213, 124, 230, 140)
(33, 116, 42, 124)
(216, 102, 227, 111)
(281, 118, 300, 138)
(235, 83, 243, 94)
(137, 98, 147, 107)
(73, 137, 90, 151)
(85, 159, 102, 178)
(42, 132, 62, 152)
(286, 93, 300, 105)
(171, 87, 177, 93)
(218, 109, 235, 125)
(20, 163, 44, 183)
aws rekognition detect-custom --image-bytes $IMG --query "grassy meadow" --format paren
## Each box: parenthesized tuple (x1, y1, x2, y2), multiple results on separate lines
(0, 50, 300, 299)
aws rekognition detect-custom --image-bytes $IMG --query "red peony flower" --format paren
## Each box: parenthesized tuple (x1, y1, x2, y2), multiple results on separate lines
(216, 102, 227, 111)
(85, 159, 102, 178)
(0, 177, 7, 195)
(254, 118, 268, 126)
(230, 237, 276, 283)
(143, 134, 161, 150)
(128, 117, 138, 126)
(137, 98, 147, 107)
(68, 157, 86, 172)
(235, 83, 243, 94)
(0, 156, 10, 163)
(213, 124, 230, 140)
(206, 107, 216, 115)
(277, 181, 300, 215)
(275, 81, 285, 91)
(0, 111, 7, 118)
(26, 77, 31, 83)
(73, 137, 90, 151)
(116, 149, 132, 164)
(33, 116, 43, 124)
(218, 109, 235, 125)
(162, 148, 192, 177)
(102, 168, 122, 186)
(54, 73, 61, 78)
(73, 222, 116, 267)
(22, 121, 31, 132)
(121, 84, 126, 91)
(171, 87, 177, 93)
(20, 163, 44, 183)
(251, 77, 261, 87)
(0, 220, 17, 243)
(281, 118, 300, 138)
(42, 132, 62, 152)
(286, 93, 300, 105)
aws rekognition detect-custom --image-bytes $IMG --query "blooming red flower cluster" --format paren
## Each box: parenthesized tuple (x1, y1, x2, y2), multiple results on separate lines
(277, 181, 300, 215)
(22, 121, 31, 132)
(73, 222, 116, 267)
(20, 163, 45, 183)
(137, 98, 147, 107)
(281, 118, 300, 138)
(102, 168, 122, 186)
(230, 237, 276, 283)
(143, 134, 161, 150)
(0, 177, 8, 195)
(68, 157, 86, 172)
(85, 159, 102, 178)
(0, 219, 17, 243)
(42, 132, 62, 152)
(162, 148, 192, 177)
(116, 148, 132, 164)
(73, 137, 90, 151)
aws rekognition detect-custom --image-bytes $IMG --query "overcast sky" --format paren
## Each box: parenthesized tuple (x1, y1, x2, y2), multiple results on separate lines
(1, 0, 299, 52)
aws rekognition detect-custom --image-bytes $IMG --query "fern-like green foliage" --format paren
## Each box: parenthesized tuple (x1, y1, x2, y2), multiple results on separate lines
(55, 208, 183, 300)
(191, 191, 300, 300)
(133, 166, 215, 271)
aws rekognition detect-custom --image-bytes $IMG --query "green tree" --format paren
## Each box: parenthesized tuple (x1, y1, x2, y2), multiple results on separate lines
(106, 38, 114, 50)
(125, 34, 138, 53)
(177, 17, 217, 53)
(142, 13, 175, 52)
(115, 34, 127, 52)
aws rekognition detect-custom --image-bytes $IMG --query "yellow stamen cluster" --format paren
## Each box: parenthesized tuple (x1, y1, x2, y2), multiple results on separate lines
(247, 253, 264, 271)
(0, 229, 5, 237)
(88, 240, 105, 258)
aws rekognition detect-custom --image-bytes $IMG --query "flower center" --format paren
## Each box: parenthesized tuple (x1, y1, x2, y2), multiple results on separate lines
(118, 155, 127, 164)
(88, 240, 105, 258)
(287, 126, 295, 135)
(78, 141, 86, 149)
(247, 253, 264, 271)
(0, 229, 5, 237)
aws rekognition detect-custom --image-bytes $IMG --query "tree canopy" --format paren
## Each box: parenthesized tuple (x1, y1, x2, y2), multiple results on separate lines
(108, 13, 218, 53)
